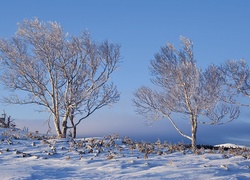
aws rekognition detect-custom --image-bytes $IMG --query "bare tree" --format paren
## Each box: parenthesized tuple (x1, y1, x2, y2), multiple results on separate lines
(59, 37, 120, 138)
(0, 110, 15, 128)
(0, 18, 120, 138)
(132, 36, 239, 150)
(220, 59, 250, 106)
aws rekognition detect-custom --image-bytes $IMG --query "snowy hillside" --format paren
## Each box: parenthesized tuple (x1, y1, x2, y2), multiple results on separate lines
(0, 127, 250, 179)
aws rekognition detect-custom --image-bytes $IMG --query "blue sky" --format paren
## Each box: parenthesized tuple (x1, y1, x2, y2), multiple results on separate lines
(1, 0, 250, 145)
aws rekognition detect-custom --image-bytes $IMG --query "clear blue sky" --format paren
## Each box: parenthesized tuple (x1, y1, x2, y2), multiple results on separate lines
(1, 0, 250, 145)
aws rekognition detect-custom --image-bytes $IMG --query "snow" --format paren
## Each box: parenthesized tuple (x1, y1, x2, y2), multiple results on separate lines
(214, 143, 248, 149)
(0, 128, 250, 180)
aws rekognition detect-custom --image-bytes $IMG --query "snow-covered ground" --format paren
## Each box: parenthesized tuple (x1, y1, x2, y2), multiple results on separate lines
(0, 128, 250, 180)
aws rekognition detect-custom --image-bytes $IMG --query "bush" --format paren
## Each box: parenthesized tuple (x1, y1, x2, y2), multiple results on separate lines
(0, 111, 15, 128)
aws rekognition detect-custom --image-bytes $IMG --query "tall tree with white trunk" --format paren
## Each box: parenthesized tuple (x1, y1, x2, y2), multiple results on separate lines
(0, 18, 120, 138)
(132, 36, 239, 151)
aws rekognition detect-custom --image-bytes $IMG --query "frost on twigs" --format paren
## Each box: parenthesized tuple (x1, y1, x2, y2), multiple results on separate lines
(0, 111, 15, 129)
(133, 36, 240, 151)
(0, 18, 121, 138)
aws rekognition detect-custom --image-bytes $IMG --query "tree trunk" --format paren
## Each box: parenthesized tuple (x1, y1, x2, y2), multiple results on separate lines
(191, 126, 197, 151)
(68, 109, 76, 138)
(61, 120, 67, 138)
(53, 115, 62, 137)
(61, 113, 68, 138)
(191, 114, 197, 152)
(7, 116, 10, 128)
(72, 125, 76, 138)
(69, 110, 76, 138)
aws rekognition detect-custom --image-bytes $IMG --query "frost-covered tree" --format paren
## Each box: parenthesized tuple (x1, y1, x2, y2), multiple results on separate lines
(220, 59, 250, 106)
(0, 18, 120, 138)
(132, 36, 239, 150)
(0, 110, 15, 128)
(59, 39, 120, 138)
